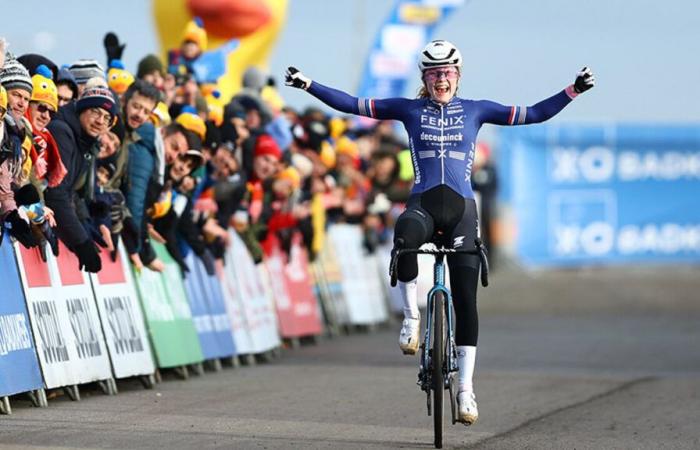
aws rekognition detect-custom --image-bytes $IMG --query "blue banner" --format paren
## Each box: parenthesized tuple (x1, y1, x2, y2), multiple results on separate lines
(193, 253, 236, 358)
(499, 124, 700, 266)
(0, 239, 44, 396)
(183, 250, 236, 360)
(357, 0, 467, 99)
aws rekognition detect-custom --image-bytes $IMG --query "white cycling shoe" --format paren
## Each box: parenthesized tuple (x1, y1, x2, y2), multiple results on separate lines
(457, 391, 479, 425)
(398, 317, 420, 355)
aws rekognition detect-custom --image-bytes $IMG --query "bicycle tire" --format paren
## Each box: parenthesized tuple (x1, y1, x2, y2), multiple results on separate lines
(432, 291, 445, 449)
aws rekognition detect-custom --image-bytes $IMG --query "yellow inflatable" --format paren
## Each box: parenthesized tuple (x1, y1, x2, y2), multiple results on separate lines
(153, 0, 288, 102)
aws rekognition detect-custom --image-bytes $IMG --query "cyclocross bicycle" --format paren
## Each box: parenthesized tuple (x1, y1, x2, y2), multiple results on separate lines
(390, 238, 489, 449)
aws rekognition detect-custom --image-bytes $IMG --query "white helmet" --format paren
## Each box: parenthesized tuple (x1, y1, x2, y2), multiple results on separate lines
(418, 40, 462, 71)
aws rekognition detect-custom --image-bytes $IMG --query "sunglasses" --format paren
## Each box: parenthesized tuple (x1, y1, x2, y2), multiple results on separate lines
(423, 67, 460, 81)
(35, 103, 57, 118)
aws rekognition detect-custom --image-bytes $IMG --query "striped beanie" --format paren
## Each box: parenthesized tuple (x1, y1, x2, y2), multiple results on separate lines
(68, 59, 105, 85)
(76, 85, 117, 118)
(0, 53, 33, 94)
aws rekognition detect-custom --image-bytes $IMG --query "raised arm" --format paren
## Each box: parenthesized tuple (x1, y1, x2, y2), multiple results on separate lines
(285, 67, 411, 121)
(478, 67, 595, 126)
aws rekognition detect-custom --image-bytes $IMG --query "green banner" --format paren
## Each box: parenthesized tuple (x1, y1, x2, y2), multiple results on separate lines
(132, 243, 203, 368)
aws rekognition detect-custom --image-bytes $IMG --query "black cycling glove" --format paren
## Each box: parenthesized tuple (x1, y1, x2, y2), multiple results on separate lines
(284, 67, 311, 90)
(574, 67, 595, 94)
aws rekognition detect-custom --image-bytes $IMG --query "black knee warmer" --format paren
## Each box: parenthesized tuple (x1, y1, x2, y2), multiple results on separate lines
(451, 266, 479, 346)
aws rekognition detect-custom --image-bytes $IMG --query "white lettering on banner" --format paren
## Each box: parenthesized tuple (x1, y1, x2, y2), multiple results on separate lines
(618, 151, 700, 181)
(32, 301, 69, 364)
(618, 224, 700, 254)
(551, 146, 615, 183)
(0, 313, 32, 356)
(553, 222, 615, 256)
(286, 245, 306, 283)
(551, 146, 700, 183)
(193, 316, 212, 334)
(104, 296, 144, 355)
(66, 297, 102, 359)
(212, 314, 230, 332)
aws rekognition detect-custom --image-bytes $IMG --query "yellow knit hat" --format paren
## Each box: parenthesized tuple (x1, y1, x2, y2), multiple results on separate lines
(107, 60, 135, 95)
(175, 107, 206, 140)
(276, 166, 301, 190)
(335, 136, 359, 160)
(183, 17, 208, 51)
(319, 140, 336, 169)
(329, 117, 347, 140)
(30, 65, 58, 111)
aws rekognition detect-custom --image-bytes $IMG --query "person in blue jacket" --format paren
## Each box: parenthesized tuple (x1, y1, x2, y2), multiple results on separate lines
(285, 39, 595, 426)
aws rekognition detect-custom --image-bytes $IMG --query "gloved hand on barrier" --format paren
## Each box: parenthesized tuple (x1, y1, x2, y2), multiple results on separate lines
(41, 221, 59, 257)
(74, 239, 102, 273)
(285, 67, 311, 90)
(4, 209, 39, 248)
(574, 66, 595, 93)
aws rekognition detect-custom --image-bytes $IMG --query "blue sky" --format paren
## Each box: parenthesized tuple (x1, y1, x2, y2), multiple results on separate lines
(3, 0, 698, 122)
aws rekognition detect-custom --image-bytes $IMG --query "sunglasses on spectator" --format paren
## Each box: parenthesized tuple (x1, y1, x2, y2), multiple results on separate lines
(423, 67, 460, 81)
(58, 95, 72, 104)
(35, 103, 57, 118)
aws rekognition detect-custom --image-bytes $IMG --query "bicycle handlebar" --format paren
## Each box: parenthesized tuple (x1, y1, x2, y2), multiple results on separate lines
(389, 238, 489, 288)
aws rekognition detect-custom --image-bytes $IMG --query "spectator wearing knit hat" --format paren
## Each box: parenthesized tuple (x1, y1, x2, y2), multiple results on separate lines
(26, 65, 67, 190)
(137, 54, 165, 91)
(44, 85, 118, 273)
(0, 52, 35, 187)
(68, 59, 106, 96)
(56, 68, 78, 107)
(168, 17, 207, 80)
(0, 53, 33, 122)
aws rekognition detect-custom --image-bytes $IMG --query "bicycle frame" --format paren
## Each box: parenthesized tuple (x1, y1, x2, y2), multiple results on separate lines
(419, 254, 458, 393)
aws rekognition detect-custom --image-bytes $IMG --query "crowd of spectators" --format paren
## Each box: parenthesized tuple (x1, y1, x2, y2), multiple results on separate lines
(0, 19, 435, 276)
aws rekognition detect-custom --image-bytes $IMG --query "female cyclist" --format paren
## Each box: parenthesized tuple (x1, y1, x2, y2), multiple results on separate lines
(285, 40, 595, 425)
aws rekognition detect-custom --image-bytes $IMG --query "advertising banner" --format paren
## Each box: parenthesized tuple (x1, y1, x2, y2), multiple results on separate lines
(132, 243, 202, 368)
(183, 250, 236, 360)
(263, 235, 323, 339)
(327, 225, 388, 325)
(500, 124, 700, 266)
(224, 231, 280, 354)
(0, 238, 43, 397)
(317, 235, 349, 325)
(89, 245, 155, 379)
(358, 0, 467, 100)
(15, 242, 112, 389)
(218, 258, 254, 355)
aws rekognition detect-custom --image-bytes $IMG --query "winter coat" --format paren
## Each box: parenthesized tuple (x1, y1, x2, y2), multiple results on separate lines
(44, 103, 99, 247)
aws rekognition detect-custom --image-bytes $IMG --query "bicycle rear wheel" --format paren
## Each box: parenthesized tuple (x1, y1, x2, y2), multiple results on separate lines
(432, 291, 445, 449)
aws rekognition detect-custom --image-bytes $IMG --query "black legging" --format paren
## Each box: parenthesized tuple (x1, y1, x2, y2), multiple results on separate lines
(394, 185, 480, 347)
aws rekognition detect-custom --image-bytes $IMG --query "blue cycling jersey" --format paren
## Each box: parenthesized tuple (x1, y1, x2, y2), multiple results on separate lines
(307, 82, 577, 199)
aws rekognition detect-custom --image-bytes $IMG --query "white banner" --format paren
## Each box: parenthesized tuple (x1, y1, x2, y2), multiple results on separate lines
(15, 243, 112, 389)
(327, 225, 388, 325)
(223, 231, 280, 353)
(89, 244, 155, 379)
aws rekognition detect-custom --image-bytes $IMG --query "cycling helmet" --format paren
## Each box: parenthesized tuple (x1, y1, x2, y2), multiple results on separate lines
(419, 40, 462, 71)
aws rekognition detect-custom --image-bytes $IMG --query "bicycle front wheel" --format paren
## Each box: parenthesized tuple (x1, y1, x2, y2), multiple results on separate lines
(432, 291, 445, 449)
